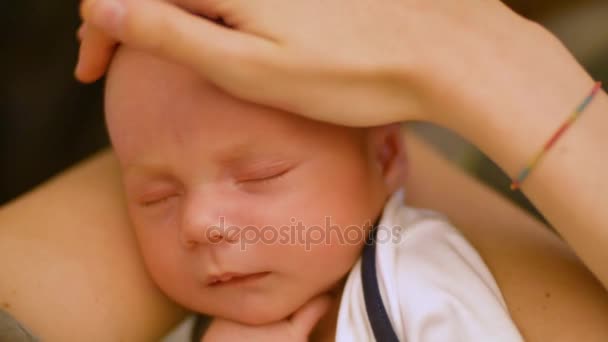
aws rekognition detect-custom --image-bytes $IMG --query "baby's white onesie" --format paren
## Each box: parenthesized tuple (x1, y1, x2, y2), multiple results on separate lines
(335, 190, 523, 342)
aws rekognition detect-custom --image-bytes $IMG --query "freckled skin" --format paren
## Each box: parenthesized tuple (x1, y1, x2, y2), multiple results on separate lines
(105, 48, 405, 325)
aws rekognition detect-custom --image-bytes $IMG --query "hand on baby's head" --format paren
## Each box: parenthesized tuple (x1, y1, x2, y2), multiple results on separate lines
(104, 47, 406, 325)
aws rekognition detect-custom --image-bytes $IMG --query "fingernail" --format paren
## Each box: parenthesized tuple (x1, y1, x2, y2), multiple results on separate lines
(88, 0, 126, 36)
(74, 49, 85, 81)
(74, 61, 85, 82)
(77, 24, 86, 41)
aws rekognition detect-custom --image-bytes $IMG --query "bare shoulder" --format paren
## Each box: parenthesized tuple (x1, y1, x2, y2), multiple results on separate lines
(460, 213, 608, 341)
(402, 132, 608, 341)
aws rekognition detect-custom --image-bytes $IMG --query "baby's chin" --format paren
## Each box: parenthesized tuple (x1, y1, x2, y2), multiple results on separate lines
(218, 306, 293, 326)
(188, 297, 300, 326)
(168, 284, 315, 325)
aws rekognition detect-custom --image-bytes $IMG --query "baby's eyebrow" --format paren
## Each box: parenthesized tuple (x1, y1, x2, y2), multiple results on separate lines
(123, 160, 171, 179)
(215, 143, 297, 172)
(214, 141, 269, 167)
(218, 154, 285, 171)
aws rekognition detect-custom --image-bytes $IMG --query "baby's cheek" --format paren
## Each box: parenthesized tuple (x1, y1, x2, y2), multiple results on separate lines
(139, 238, 199, 307)
(135, 227, 177, 273)
(129, 209, 188, 290)
(283, 233, 363, 282)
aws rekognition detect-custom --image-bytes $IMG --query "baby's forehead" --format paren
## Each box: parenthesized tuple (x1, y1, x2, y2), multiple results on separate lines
(106, 47, 292, 126)
(105, 47, 364, 165)
(107, 50, 279, 122)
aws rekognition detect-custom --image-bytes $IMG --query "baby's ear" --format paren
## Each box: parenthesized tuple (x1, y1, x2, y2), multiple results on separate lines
(369, 123, 407, 192)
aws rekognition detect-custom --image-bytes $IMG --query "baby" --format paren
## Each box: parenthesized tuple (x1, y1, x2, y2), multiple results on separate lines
(105, 47, 522, 341)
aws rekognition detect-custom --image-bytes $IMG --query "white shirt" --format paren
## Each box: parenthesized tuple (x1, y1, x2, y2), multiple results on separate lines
(335, 190, 523, 342)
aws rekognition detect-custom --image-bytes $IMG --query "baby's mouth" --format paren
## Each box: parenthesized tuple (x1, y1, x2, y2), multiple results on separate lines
(207, 271, 270, 286)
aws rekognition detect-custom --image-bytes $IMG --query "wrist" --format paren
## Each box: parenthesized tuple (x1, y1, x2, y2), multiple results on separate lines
(418, 17, 595, 176)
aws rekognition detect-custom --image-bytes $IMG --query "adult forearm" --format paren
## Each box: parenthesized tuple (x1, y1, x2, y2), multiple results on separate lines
(403, 130, 608, 341)
(426, 21, 608, 288)
(77, 0, 608, 288)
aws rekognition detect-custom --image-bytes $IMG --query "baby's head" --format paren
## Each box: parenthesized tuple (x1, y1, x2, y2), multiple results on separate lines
(105, 48, 406, 324)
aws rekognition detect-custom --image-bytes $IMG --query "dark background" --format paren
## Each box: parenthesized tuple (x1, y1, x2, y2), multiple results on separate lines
(1, 1, 106, 204)
(1, 0, 607, 209)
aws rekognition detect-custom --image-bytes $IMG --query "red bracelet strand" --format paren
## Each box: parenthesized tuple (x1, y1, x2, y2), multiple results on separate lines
(510, 81, 603, 191)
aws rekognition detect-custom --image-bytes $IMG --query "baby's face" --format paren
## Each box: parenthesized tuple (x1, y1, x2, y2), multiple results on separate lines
(105, 48, 403, 324)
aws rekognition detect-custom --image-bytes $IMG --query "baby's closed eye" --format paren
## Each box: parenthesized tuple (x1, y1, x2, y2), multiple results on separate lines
(233, 162, 296, 192)
(139, 191, 180, 207)
(128, 181, 182, 208)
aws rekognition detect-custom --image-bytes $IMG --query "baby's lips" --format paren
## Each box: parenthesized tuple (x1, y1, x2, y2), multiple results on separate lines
(207, 271, 270, 286)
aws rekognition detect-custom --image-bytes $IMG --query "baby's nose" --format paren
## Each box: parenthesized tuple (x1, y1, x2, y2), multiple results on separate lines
(179, 197, 239, 247)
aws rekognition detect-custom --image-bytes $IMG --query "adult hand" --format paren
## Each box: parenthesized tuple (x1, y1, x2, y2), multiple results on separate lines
(201, 295, 332, 342)
(76, 0, 608, 308)
(77, 0, 528, 126)
(76, 22, 117, 83)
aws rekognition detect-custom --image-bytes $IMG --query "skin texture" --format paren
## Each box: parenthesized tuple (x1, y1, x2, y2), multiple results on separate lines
(0, 1, 605, 338)
(77, 0, 608, 291)
(105, 47, 406, 327)
(403, 134, 608, 342)
(0, 151, 186, 342)
(105, 47, 608, 341)
(1, 135, 608, 340)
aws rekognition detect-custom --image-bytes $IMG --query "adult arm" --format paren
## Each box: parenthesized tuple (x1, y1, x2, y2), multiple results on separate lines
(404, 130, 608, 341)
(78, 0, 608, 290)
(2, 136, 607, 339)
(0, 152, 185, 341)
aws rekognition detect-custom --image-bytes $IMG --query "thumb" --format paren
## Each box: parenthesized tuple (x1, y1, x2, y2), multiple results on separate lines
(289, 295, 333, 336)
(80, 0, 270, 82)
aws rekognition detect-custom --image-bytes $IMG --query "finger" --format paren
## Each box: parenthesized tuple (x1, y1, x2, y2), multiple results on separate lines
(77, 23, 87, 41)
(79, 0, 90, 19)
(75, 25, 118, 83)
(82, 0, 226, 20)
(81, 0, 272, 80)
(289, 295, 333, 335)
(169, 0, 224, 20)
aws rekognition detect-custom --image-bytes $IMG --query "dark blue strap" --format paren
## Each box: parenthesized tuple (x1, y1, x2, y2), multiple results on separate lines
(191, 315, 211, 342)
(361, 226, 400, 342)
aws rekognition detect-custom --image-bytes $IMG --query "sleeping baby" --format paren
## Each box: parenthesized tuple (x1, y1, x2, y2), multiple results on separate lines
(104, 47, 522, 341)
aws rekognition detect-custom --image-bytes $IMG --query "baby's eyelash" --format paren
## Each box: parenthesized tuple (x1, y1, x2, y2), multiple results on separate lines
(237, 168, 292, 188)
(140, 194, 179, 207)
(248, 170, 288, 184)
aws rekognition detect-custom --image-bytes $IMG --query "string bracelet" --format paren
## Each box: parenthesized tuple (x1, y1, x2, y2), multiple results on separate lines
(510, 81, 603, 191)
